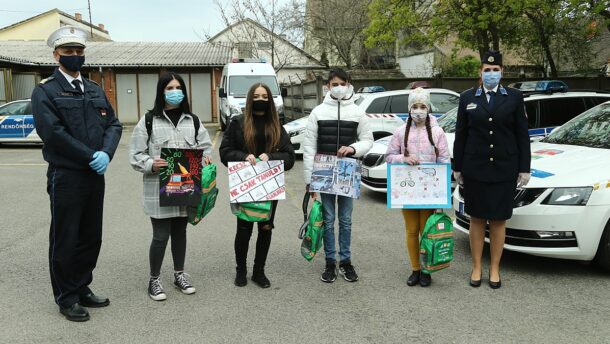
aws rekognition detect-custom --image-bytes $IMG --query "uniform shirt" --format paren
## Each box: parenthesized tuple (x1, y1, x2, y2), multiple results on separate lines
(57, 68, 84, 92)
(129, 112, 212, 219)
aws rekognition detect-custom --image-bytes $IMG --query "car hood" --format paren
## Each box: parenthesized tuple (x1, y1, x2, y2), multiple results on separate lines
(527, 142, 610, 188)
(366, 136, 392, 155)
(283, 116, 308, 132)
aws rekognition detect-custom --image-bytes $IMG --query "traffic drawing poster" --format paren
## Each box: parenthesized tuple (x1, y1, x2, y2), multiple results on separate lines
(310, 154, 362, 199)
(159, 148, 203, 207)
(387, 163, 452, 209)
(228, 160, 285, 203)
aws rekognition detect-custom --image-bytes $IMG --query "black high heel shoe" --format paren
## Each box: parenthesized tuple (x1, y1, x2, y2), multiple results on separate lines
(469, 271, 482, 288)
(488, 273, 501, 289)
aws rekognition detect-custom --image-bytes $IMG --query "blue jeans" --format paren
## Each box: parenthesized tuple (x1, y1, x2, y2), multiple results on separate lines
(320, 193, 353, 265)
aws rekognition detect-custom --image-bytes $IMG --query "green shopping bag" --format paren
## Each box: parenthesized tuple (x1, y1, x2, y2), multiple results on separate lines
(187, 163, 218, 225)
(299, 192, 324, 261)
(231, 201, 273, 222)
(419, 212, 454, 274)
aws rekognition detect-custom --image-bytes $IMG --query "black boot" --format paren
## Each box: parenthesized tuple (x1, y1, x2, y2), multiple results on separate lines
(251, 267, 271, 288)
(235, 266, 247, 287)
(407, 270, 421, 286)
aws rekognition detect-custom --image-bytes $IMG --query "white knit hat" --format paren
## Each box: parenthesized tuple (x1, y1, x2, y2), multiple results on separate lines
(408, 87, 431, 110)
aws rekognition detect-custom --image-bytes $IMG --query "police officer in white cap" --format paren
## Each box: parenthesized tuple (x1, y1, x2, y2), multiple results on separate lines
(32, 26, 122, 321)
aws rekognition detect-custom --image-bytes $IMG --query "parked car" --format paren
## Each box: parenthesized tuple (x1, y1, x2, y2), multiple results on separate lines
(283, 88, 459, 154)
(454, 101, 610, 271)
(356, 86, 385, 93)
(0, 99, 41, 143)
(361, 90, 610, 192)
(509, 80, 568, 93)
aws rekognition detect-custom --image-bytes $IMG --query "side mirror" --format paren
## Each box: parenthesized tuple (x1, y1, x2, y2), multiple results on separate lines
(219, 88, 227, 98)
(281, 87, 288, 98)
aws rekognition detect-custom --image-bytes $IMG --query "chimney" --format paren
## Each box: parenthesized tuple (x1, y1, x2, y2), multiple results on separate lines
(98, 23, 105, 30)
(75, 13, 82, 21)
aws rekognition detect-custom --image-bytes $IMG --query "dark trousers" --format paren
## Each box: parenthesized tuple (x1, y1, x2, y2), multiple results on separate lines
(149, 217, 188, 277)
(47, 167, 105, 308)
(234, 201, 278, 271)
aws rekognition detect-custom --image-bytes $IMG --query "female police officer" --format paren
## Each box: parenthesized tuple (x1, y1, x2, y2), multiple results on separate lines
(32, 26, 122, 321)
(453, 50, 531, 289)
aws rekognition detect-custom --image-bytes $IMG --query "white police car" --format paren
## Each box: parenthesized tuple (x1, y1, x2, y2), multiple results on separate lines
(0, 99, 41, 143)
(453, 101, 610, 270)
(361, 90, 610, 192)
(284, 88, 459, 155)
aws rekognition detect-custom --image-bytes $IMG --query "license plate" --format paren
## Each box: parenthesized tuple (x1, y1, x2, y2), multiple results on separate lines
(362, 167, 369, 178)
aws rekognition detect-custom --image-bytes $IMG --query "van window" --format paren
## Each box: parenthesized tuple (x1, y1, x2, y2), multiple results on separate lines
(389, 95, 409, 113)
(229, 76, 280, 96)
(524, 100, 538, 128)
(365, 96, 389, 113)
(540, 98, 586, 127)
(430, 93, 459, 113)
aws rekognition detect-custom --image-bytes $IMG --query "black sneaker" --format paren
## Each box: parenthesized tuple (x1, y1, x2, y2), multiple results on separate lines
(148, 277, 167, 301)
(174, 272, 196, 294)
(320, 263, 337, 283)
(339, 262, 359, 282)
(419, 272, 432, 287)
(407, 270, 421, 286)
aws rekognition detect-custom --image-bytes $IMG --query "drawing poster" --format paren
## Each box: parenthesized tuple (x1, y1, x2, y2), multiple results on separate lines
(159, 148, 203, 207)
(310, 154, 362, 199)
(387, 163, 452, 209)
(228, 160, 285, 203)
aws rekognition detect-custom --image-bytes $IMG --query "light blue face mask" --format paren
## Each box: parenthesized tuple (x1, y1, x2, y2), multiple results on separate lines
(482, 71, 502, 89)
(165, 89, 184, 106)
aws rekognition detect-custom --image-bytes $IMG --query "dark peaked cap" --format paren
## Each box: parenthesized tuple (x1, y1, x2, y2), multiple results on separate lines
(482, 50, 502, 66)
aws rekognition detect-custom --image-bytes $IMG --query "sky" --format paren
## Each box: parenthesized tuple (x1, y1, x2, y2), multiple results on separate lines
(0, 0, 227, 41)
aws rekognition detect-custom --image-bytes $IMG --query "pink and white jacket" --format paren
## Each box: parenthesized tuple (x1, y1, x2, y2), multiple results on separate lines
(385, 115, 451, 164)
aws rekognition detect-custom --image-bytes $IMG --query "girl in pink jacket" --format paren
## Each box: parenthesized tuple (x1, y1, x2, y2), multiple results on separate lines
(385, 87, 450, 287)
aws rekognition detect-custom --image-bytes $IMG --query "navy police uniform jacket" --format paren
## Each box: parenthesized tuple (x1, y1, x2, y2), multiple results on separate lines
(32, 68, 122, 170)
(452, 85, 530, 183)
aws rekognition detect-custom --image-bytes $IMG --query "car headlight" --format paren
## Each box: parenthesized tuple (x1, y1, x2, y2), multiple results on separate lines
(230, 105, 242, 115)
(289, 128, 305, 137)
(541, 187, 593, 206)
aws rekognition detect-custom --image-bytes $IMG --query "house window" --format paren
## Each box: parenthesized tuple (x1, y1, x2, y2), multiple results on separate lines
(257, 42, 272, 50)
(236, 42, 254, 58)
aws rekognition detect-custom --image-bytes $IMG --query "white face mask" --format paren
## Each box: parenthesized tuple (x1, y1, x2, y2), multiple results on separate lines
(410, 109, 428, 122)
(330, 85, 352, 100)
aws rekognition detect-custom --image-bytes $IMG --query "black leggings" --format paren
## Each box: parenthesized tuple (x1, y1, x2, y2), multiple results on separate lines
(234, 201, 278, 270)
(150, 217, 188, 277)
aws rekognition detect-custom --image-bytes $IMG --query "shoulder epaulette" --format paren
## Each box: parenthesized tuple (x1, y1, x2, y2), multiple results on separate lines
(39, 76, 55, 85)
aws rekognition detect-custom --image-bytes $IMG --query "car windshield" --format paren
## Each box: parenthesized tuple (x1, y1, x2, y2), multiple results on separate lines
(437, 107, 458, 133)
(229, 76, 279, 97)
(542, 103, 610, 149)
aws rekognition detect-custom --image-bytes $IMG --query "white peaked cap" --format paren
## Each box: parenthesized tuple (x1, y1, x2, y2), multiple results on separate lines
(47, 26, 88, 49)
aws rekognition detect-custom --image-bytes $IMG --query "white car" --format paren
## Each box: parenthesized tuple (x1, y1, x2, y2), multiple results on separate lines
(453, 101, 610, 270)
(0, 99, 41, 143)
(284, 88, 460, 155)
(362, 90, 610, 192)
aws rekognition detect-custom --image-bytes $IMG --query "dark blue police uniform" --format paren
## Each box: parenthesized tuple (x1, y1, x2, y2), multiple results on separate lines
(31, 68, 122, 308)
(453, 85, 530, 220)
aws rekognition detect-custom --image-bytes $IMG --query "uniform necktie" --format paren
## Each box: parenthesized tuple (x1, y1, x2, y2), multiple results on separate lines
(487, 91, 495, 108)
(72, 79, 82, 92)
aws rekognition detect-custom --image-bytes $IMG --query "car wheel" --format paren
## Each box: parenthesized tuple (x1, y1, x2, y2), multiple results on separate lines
(594, 220, 610, 272)
(220, 114, 227, 131)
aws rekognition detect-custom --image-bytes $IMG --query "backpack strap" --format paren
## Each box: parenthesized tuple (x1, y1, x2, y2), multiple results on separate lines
(145, 111, 200, 144)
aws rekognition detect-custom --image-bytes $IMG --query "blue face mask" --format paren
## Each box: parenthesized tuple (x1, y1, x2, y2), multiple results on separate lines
(165, 89, 184, 106)
(482, 71, 502, 89)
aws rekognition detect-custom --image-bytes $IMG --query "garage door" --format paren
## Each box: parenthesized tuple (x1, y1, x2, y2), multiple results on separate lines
(138, 74, 158, 118)
(190, 73, 212, 122)
(116, 74, 138, 123)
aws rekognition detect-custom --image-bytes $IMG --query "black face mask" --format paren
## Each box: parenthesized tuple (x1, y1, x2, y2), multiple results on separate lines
(252, 100, 268, 112)
(59, 55, 85, 72)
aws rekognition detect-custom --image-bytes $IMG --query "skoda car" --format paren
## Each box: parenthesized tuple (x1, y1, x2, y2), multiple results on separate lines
(453, 101, 610, 271)
(0, 99, 41, 143)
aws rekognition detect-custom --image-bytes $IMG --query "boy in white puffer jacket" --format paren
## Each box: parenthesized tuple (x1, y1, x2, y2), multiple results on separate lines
(303, 68, 373, 283)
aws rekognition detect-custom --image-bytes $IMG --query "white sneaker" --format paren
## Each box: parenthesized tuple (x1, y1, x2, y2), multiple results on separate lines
(174, 272, 196, 295)
(148, 277, 167, 301)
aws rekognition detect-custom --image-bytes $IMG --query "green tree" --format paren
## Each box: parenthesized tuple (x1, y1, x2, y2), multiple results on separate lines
(439, 54, 480, 77)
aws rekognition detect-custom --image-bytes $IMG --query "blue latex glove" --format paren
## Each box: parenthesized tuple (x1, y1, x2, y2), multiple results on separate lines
(89, 151, 110, 174)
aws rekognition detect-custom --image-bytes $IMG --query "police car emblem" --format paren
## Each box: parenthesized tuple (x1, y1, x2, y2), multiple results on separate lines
(70, 28, 75, 34)
(488, 56, 495, 63)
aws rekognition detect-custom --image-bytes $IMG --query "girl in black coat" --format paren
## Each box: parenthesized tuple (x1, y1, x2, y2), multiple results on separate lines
(219, 83, 295, 288)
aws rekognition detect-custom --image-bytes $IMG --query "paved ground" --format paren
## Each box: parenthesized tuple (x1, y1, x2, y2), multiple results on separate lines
(0, 127, 609, 344)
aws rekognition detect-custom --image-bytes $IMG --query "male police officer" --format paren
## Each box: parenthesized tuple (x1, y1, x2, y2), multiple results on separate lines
(32, 26, 122, 321)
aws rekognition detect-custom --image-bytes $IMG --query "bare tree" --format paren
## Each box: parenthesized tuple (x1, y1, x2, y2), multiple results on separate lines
(209, 0, 306, 72)
(305, 0, 372, 69)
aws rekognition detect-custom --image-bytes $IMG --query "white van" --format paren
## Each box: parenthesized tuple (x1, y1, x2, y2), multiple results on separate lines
(218, 59, 287, 130)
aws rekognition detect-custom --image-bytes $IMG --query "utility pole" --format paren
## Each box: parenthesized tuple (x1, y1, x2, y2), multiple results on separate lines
(87, 0, 94, 39)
